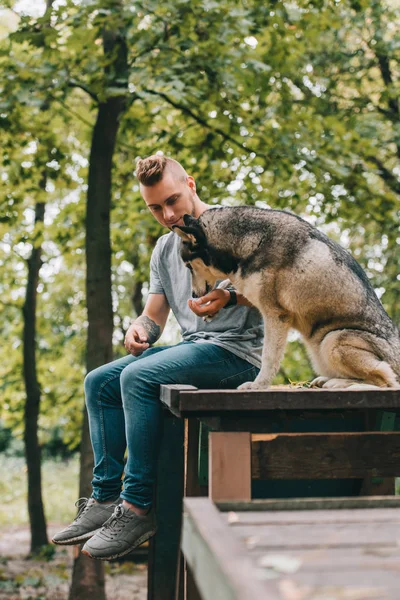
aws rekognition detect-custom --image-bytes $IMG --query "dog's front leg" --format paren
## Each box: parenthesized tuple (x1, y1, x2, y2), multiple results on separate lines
(238, 315, 290, 390)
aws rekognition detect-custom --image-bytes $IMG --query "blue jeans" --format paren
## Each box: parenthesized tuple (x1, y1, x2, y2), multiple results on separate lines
(84, 341, 259, 508)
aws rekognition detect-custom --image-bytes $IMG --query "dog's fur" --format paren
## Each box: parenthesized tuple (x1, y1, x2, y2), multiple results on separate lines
(173, 206, 400, 390)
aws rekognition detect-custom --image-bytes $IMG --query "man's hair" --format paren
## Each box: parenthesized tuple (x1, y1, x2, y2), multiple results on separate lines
(136, 155, 187, 186)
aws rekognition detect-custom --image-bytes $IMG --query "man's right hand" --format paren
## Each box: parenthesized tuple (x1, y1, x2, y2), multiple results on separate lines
(124, 323, 150, 356)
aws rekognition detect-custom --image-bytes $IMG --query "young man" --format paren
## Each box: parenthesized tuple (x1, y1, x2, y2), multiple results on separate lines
(52, 155, 263, 560)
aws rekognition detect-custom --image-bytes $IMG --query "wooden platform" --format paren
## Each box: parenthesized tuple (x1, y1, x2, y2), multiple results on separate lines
(183, 497, 400, 600)
(148, 386, 400, 600)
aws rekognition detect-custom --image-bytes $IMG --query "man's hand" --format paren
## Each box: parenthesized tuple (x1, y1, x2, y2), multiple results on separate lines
(124, 322, 150, 356)
(188, 289, 230, 319)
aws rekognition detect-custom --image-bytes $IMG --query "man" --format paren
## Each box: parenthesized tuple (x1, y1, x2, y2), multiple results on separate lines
(52, 155, 263, 560)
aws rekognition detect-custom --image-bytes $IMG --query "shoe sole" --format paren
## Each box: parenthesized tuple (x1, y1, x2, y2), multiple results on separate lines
(81, 528, 157, 560)
(52, 528, 102, 546)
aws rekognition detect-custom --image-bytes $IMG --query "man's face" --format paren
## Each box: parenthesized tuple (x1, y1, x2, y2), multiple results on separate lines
(141, 173, 197, 229)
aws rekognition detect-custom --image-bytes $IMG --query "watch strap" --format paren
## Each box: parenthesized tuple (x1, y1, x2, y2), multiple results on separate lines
(223, 289, 238, 309)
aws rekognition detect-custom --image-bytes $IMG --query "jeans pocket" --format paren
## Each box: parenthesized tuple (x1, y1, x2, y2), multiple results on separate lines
(218, 366, 259, 389)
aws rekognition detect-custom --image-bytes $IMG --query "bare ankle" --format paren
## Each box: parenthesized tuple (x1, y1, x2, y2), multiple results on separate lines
(122, 500, 149, 516)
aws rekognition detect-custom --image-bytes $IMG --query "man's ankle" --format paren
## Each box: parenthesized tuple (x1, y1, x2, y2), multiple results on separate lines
(122, 500, 149, 516)
(93, 497, 119, 505)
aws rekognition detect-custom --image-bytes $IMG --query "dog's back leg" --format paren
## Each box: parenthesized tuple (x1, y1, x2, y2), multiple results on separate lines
(315, 330, 399, 389)
(238, 315, 290, 390)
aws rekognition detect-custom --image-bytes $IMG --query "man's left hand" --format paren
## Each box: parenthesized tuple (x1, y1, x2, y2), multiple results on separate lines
(188, 289, 230, 318)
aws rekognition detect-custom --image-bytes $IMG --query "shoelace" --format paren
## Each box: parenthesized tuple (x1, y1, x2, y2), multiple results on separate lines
(103, 505, 132, 536)
(74, 497, 90, 522)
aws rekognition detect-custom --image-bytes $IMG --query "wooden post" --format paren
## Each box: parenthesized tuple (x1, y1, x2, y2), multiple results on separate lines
(147, 414, 184, 600)
(209, 432, 251, 502)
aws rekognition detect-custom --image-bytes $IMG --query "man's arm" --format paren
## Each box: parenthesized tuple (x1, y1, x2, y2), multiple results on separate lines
(124, 293, 170, 356)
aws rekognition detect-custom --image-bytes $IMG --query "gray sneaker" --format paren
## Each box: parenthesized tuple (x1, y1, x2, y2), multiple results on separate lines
(81, 504, 157, 560)
(52, 497, 120, 545)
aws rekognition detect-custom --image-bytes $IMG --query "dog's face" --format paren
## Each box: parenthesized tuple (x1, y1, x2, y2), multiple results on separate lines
(173, 214, 220, 297)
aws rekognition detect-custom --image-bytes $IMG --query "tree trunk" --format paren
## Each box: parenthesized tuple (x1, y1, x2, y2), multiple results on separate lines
(22, 198, 48, 553)
(132, 280, 144, 317)
(20, 0, 56, 558)
(68, 23, 128, 600)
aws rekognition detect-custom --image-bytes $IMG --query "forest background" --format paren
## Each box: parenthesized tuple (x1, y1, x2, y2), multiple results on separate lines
(0, 0, 399, 598)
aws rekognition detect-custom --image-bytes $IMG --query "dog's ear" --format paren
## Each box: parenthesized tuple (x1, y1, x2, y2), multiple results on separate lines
(173, 214, 206, 245)
(172, 225, 198, 244)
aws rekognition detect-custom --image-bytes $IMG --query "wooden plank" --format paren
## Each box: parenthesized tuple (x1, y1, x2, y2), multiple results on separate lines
(220, 507, 400, 526)
(216, 496, 400, 512)
(361, 410, 397, 496)
(175, 388, 400, 414)
(209, 432, 251, 501)
(182, 498, 278, 600)
(160, 384, 198, 417)
(147, 415, 184, 600)
(217, 410, 366, 434)
(251, 432, 400, 479)
(230, 521, 400, 549)
(249, 545, 400, 570)
(284, 568, 399, 594)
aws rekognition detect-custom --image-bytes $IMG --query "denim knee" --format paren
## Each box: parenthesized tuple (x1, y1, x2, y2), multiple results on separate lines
(84, 365, 115, 410)
(120, 362, 158, 405)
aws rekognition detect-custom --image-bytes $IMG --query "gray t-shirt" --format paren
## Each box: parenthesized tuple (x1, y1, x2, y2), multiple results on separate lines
(149, 230, 263, 368)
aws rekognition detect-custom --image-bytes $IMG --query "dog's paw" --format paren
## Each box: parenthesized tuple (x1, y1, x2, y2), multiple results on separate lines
(237, 380, 270, 391)
(310, 376, 330, 388)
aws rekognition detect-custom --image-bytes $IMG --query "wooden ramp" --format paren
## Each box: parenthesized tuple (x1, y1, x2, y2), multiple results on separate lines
(183, 496, 400, 600)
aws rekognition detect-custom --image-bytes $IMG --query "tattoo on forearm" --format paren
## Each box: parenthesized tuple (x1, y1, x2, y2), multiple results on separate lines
(135, 315, 161, 345)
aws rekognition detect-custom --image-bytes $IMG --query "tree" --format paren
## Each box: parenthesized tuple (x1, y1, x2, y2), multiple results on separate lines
(1, 0, 398, 591)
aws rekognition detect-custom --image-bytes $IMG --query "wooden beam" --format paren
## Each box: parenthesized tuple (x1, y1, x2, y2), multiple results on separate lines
(160, 384, 198, 417)
(174, 388, 400, 414)
(251, 432, 400, 479)
(209, 432, 251, 501)
(216, 496, 400, 512)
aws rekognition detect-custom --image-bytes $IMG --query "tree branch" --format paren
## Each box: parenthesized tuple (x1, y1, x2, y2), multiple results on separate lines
(68, 80, 99, 104)
(141, 88, 272, 164)
(366, 156, 400, 195)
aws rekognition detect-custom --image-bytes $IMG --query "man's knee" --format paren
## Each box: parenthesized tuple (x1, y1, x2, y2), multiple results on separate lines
(120, 361, 152, 390)
(84, 364, 114, 406)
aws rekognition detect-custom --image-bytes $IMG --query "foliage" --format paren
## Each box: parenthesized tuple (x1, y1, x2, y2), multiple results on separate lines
(0, 0, 399, 446)
(0, 455, 79, 527)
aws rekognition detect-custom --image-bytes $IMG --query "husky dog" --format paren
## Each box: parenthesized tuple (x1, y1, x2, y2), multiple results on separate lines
(173, 207, 400, 390)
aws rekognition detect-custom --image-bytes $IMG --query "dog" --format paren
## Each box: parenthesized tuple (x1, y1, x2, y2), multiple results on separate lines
(173, 206, 400, 390)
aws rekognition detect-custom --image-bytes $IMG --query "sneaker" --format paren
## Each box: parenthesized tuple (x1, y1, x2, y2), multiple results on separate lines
(52, 497, 120, 545)
(81, 504, 157, 560)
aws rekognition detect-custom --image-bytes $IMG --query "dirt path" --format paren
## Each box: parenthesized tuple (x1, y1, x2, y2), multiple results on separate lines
(0, 524, 147, 599)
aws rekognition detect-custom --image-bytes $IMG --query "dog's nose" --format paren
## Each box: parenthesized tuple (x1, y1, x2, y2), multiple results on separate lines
(192, 292, 198, 298)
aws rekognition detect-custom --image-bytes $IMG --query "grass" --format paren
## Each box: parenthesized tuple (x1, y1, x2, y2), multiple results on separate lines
(1, 453, 399, 529)
(0, 454, 79, 527)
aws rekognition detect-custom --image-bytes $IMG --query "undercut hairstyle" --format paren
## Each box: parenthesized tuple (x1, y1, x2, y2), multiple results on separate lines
(136, 155, 187, 186)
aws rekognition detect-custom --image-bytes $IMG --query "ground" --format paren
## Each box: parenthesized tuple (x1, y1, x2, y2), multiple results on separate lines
(0, 524, 147, 599)
(0, 456, 148, 598)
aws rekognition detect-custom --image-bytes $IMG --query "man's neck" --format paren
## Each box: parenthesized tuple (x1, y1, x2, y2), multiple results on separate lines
(194, 197, 211, 218)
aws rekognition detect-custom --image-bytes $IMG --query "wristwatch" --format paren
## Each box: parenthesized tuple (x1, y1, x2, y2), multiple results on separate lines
(223, 289, 238, 309)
